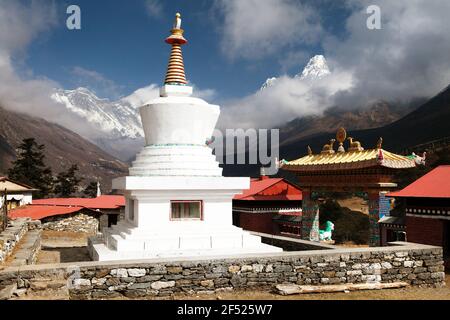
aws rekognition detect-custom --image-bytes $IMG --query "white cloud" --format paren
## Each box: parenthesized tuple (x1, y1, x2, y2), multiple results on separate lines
(121, 84, 160, 107)
(278, 51, 310, 74)
(192, 87, 217, 101)
(0, 0, 61, 117)
(145, 0, 163, 19)
(325, 0, 450, 107)
(217, 0, 450, 129)
(122, 83, 217, 108)
(0, 1, 110, 140)
(218, 66, 354, 129)
(215, 0, 323, 60)
(71, 66, 124, 100)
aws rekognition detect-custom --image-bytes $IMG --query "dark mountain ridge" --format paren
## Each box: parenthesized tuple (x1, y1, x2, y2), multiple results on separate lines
(223, 86, 450, 177)
(0, 106, 128, 191)
(281, 85, 450, 161)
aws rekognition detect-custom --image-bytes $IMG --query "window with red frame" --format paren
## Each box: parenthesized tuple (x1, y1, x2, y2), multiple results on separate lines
(171, 201, 202, 220)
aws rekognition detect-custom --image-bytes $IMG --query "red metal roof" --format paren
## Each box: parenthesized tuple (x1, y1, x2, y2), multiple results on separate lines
(388, 165, 450, 198)
(234, 177, 302, 201)
(9, 205, 85, 220)
(32, 195, 125, 209)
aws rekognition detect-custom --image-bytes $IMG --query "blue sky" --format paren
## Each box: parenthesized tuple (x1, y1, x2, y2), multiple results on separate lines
(2, 0, 450, 130)
(24, 0, 350, 100)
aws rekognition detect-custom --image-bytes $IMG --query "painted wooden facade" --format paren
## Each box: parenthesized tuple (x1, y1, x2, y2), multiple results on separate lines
(232, 176, 303, 238)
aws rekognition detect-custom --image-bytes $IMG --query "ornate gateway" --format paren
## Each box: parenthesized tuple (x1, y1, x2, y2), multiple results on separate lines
(280, 129, 416, 247)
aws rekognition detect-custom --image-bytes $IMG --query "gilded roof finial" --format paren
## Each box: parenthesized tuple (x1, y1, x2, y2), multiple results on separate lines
(164, 13, 188, 85)
(174, 13, 182, 29)
(307, 146, 313, 156)
(336, 127, 347, 153)
(377, 137, 383, 149)
(321, 139, 336, 154)
(348, 137, 364, 152)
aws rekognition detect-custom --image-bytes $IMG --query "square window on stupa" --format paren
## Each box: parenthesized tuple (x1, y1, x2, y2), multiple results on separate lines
(171, 201, 202, 220)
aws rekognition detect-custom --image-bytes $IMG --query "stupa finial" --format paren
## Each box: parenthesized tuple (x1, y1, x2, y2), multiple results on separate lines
(174, 13, 182, 29)
(164, 12, 188, 85)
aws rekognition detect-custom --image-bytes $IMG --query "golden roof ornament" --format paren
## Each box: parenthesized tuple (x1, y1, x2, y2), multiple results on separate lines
(164, 13, 188, 85)
(336, 127, 347, 153)
(174, 12, 182, 29)
(307, 146, 313, 156)
(377, 137, 383, 149)
(321, 139, 336, 154)
(348, 137, 364, 152)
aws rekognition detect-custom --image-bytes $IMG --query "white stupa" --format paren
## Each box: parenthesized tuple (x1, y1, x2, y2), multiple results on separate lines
(89, 13, 281, 261)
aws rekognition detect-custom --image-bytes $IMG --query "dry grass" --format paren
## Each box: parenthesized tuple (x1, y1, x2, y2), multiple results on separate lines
(172, 274, 450, 300)
(335, 242, 369, 248)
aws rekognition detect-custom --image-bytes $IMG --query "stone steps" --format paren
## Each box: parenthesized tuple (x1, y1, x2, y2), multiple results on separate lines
(7, 229, 41, 267)
(108, 222, 252, 237)
(91, 241, 282, 261)
(99, 227, 281, 255)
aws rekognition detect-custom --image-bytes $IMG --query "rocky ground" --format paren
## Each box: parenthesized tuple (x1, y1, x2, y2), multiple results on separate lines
(173, 274, 450, 300)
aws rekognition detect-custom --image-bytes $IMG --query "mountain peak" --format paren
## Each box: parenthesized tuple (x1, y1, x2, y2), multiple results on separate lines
(61, 87, 95, 95)
(75, 86, 92, 93)
(50, 87, 144, 141)
(260, 55, 331, 90)
(297, 55, 330, 80)
(260, 77, 278, 91)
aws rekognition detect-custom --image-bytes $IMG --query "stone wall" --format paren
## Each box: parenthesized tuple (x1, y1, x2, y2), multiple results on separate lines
(0, 218, 39, 264)
(7, 229, 41, 267)
(42, 213, 99, 234)
(0, 242, 445, 299)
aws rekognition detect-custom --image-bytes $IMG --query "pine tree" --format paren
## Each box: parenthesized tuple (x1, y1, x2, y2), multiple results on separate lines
(54, 164, 83, 197)
(8, 138, 53, 199)
(83, 181, 98, 198)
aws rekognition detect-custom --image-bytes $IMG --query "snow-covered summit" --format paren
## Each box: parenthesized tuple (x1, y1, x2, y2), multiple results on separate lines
(260, 77, 278, 90)
(51, 87, 144, 139)
(297, 55, 330, 80)
(260, 55, 331, 90)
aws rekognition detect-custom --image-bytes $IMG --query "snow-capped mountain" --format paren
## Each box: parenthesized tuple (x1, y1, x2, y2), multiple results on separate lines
(297, 55, 330, 80)
(260, 77, 278, 90)
(50, 87, 154, 160)
(51, 87, 144, 139)
(49, 84, 208, 161)
(260, 55, 331, 90)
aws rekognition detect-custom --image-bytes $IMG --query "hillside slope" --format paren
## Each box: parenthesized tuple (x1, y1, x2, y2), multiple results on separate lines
(279, 101, 417, 147)
(0, 106, 128, 191)
(281, 86, 450, 161)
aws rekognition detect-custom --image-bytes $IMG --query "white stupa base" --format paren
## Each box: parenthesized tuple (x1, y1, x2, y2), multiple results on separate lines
(89, 223, 281, 261)
(129, 145, 222, 177)
(88, 176, 282, 261)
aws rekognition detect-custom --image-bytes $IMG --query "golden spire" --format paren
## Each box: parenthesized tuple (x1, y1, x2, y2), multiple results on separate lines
(164, 13, 188, 85)
(377, 137, 383, 149)
(336, 127, 347, 153)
